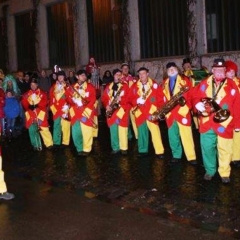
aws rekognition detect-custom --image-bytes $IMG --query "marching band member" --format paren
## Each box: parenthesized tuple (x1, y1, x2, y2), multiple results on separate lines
(225, 60, 240, 167)
(161, 62, 196, 165)
(120, 63, 138, 140)
(49, 70, 71, 148)
(66, 70, 96, 156)
(182, 58, 199, 130)
(129, 67, 164, 158)
(21, 79, 53, 151)
(0, 145, 14, 200)
(102, 69, 129, 155)
(193, 59, 240, 183)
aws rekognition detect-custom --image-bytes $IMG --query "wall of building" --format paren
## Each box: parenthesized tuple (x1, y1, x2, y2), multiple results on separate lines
(1, 0, 240, 82)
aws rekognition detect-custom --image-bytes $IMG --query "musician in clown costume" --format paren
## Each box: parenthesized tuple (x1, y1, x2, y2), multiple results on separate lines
(160, 62, 196, 165)
(66, 70, 96, 156)
(224, 60, 240, 167)
(120, 63, 138, 140)
(102, 69, 129, 155)
(49, 70, 71, 148)
(193, 59, 240, 183)
(21, 79, 53, 151)
(129, 67, 164, 158)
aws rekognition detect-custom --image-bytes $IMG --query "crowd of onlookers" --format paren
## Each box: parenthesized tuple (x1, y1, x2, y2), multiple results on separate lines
(0, 69, 73, 139)
(0, 63, 115, 140)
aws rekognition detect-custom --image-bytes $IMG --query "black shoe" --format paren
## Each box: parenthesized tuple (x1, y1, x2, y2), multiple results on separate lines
(221, 177, 230, 184)
(46, 145, 54, 150)
(203, 173, 213, 181)
(232, 160, 240, 168)
(137, 152, 148, 158)
(81, 151, 90, 157)
(121, 150, 128, 155)
(189, 160, 197, 165)
(53, 144, 60, 148)
(170, 158, 181, 163)
(33, 147, 42, 151)
(77, 151, 83, 156)
(111, 150, 120, 155)
(0, 192, 15, 200)
(156, 154, 164, 159)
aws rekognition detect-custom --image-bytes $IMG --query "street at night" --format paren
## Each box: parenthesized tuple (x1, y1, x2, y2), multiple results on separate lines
(1, 115, 240, 239)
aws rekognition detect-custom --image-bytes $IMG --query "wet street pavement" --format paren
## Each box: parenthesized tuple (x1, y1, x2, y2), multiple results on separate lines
(1, 115, 240, 239)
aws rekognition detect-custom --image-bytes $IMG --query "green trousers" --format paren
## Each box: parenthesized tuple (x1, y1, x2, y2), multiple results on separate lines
(29, 124, 42, 149)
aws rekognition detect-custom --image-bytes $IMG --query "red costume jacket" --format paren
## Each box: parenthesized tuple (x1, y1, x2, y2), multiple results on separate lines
(192, 75, 240, 138)
(66, 81, 96, 126)
(0, 88, 5, 118)
(21, 88, 49, 129)
(101, 81, 129, 127)
(49, 82, 69, 120)
(161, 74, 193, 127)
(129, 78, 164, 126)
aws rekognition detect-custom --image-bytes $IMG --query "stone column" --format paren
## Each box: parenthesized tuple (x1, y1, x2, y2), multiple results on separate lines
(7, 8, 17, 72)
(38, 3, 49, 70)
(72, 0, 89, 70)
(195, 0, 208, 67)
(128, 0, 140, 74)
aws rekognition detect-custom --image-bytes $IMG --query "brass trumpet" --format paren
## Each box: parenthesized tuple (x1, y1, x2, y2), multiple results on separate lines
(199, 97, 230, 123)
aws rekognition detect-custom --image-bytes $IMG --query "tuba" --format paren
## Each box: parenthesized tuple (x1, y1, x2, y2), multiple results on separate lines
(199, 97, 230, 123)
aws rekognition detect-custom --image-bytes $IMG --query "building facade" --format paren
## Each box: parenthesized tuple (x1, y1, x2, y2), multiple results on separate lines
(0, 0, 240, 81)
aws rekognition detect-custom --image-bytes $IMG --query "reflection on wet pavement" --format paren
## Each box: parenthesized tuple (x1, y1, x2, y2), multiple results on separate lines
(2, 119, 240, 238)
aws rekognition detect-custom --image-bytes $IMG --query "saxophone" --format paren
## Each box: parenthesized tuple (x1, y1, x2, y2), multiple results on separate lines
(106, 86, 123, 118)
(151, 86, 189, 121)
(132, 86, 152, 115)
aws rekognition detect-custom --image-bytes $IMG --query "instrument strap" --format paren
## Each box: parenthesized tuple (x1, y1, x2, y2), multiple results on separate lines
(212, 78, 226, 99)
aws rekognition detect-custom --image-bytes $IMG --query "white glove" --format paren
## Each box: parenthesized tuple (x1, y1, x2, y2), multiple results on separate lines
(195, 102, 206, 112)
(57, 84, 63, 91)
(32, 93, 37, 101)
(137, 97, 145, 105)
(75, 99, 83, 107)
(78, 88, 84, 95)
(62, 104, 69, 112)
(62, 113, 68, 119)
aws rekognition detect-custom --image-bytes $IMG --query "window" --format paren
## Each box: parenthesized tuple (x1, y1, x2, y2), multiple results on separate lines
(206, 0, 240, 52)
(47, 2, 75, 67)
(15, 12, 37, 70)
(138, 0, 188, 59)
(86, 0, 124, 63)
(0, 16, 7, 71)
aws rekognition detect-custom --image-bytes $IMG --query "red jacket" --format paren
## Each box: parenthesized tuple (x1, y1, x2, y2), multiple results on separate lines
(192, 76, 240, 138)
(49, 82, 69, 120)
(102, 81, 129, 127)
(66, 81, 96, 126)
(0, 88, 5, 118)
(161, 74, 193, 127)
(129, 78, 164, 126)
(21, 88, 49, 129)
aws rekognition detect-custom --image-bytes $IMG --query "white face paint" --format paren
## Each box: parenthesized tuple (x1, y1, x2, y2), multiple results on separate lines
(226, 69, 235, 79)
(167, 67, 178, 77)
(212, 67, 226, 80)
